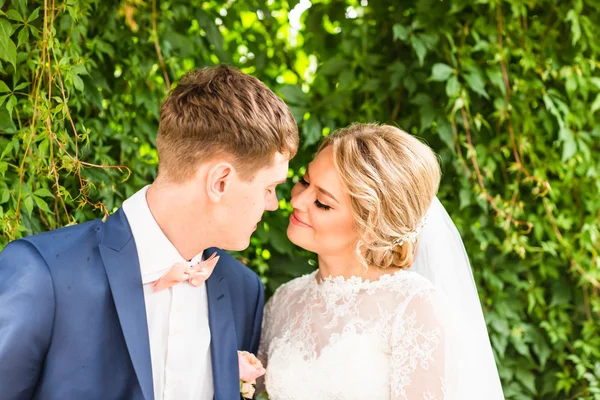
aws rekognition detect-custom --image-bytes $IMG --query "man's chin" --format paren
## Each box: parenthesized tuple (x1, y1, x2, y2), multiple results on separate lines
(221, 237, 252, 252)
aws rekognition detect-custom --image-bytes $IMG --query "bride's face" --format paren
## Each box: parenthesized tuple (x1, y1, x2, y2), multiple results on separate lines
(287, 146, 357, 255)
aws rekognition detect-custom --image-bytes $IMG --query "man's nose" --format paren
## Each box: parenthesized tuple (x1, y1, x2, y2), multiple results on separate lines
(265, 192, 279, 211)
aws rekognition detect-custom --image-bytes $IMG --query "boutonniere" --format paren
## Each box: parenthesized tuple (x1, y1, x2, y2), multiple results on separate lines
(238, 351, 266, 399)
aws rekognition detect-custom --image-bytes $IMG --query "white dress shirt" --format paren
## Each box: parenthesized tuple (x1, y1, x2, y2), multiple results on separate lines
(122, 186, 214, 400)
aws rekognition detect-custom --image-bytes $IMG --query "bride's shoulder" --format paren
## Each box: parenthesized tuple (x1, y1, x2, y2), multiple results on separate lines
(387, 269, 436, 295)
(390, 269, 435, 291)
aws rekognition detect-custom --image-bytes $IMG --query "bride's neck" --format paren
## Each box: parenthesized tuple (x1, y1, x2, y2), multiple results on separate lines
(317, 251, 400, 281)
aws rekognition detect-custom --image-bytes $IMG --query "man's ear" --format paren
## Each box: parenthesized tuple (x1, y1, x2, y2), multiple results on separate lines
(206, 162, 235, 203)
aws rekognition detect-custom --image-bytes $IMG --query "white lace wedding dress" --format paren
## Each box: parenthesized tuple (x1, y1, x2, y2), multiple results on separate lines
(259, 269, 459, 400)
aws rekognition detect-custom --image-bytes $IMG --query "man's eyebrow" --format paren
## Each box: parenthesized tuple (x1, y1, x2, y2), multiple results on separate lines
(270, 179, 287, 186)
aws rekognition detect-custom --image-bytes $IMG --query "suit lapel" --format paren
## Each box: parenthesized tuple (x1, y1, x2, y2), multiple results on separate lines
(100, 209, 154, 400)
(205, 249, 239, 400)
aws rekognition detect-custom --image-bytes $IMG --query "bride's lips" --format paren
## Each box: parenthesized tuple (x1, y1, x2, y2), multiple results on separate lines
(290, 212, 311, 228)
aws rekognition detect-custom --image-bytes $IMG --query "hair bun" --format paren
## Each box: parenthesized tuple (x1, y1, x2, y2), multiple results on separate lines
(390, 242, 415, 269)
(362, 241, 416, 270)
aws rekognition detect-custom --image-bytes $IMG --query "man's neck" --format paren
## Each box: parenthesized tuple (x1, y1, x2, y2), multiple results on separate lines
(146, 181, 209, 261)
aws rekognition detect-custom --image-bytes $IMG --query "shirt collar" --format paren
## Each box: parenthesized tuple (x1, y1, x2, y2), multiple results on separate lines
(122, 185, 203, 284)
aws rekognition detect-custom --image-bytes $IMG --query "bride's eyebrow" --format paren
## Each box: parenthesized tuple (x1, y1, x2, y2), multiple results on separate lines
(306, 165, 339, 204)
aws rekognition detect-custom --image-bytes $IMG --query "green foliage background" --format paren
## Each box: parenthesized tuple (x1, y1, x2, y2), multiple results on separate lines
(1, 0, 600, 398)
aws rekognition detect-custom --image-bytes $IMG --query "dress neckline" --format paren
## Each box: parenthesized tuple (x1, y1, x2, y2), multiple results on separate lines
(308, 269, 410, 293)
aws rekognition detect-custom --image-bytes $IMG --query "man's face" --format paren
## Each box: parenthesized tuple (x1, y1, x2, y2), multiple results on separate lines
(215, 152, 289, 251)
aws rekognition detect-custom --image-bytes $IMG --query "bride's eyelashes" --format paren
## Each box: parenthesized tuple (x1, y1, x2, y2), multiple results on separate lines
(315, 200, 332, 211)
(299, 177, 309, 186)
(298, 177, 332, 211)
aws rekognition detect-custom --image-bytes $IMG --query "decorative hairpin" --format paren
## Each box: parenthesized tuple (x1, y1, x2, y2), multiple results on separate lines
(391, 214, 428, 247)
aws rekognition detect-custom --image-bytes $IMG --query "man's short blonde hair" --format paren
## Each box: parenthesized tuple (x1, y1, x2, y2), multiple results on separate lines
(156, 65, 299, 181)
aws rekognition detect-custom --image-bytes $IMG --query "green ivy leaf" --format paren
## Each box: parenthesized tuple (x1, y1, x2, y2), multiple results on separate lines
(33, 195, 52, 214)
(17, 26, 28, 47)
(591, 93, 600, 114)
(319, 58, 349, 76)
(288, 105, 308, 123)
(278, 85, 308, 106)
(38, 138, 49, 159)
(529, 328, 551, 369)
(485, 68, 506, 95)
(566, 10, 581, 46)
(590, 77, 600, 89)
(511, 334, 532, 358)
(445, 75, 460, 97)
(436, 117, 456, 154)
(430, 63, 454, 81)
(268, 227, 294, 254)
(5, 10, 23, 22)
(361, 78, 380, 92)
(338, 68, 355, 90)
(23, 195, 34, 218)
(0, 188, 9, 204)
(34, 188, 53, 198)
(197, 11, 223, 51)
(73, 75, 84, 92)
(28, 7, 40, 22)
(465, 70, 489, 99)
(392, 24, 409, 41)
(302, 115, 322, 148)
(565, 74, 577, 94)
(0, 19, 17, 68)
(5, 95, 16, 119)
(459, 187, 471, 209)
(410, 36, 427, 66)
(0, 94, 8, 108)
(13, 81, 27, 91)
(561, 128, 577, 162)
(389, 61, 406, 90)
(516, 370, 537, 395)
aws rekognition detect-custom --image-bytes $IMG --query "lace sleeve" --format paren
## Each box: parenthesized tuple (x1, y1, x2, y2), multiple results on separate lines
(258, 294, 274, 367)
(390, 288, 447, 400)
(257, 292, 277, 394)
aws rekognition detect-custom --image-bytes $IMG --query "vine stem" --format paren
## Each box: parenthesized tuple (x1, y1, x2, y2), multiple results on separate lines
(496, 3, 532, 180)
(456, 106, 532, 232)
(11, 0, 133, 238)
(152, 0, 171, 91)
(12, 0, 52, 238)
(543, 198, 600, 289)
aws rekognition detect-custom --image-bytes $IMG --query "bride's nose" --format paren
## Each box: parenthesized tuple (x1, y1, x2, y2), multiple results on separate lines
(290, 183, 310, 211)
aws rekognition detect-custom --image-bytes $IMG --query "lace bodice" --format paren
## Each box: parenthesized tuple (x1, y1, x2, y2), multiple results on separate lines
(259, 269, 453, 400)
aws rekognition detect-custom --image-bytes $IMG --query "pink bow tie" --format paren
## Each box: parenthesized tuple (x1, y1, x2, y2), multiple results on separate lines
(152, 252, 220, 292)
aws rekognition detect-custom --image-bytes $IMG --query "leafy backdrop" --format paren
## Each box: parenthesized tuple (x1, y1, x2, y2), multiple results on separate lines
(1, 0, 600, 398)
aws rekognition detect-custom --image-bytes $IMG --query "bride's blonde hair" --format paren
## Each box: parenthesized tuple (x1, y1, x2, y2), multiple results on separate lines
(318, 123, 441, 270)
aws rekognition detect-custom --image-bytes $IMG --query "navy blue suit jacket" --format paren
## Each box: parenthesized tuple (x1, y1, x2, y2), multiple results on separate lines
(0, 209, 264, 399)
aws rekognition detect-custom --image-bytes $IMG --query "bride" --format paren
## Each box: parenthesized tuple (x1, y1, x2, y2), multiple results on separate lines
(258, 123, 504, 399)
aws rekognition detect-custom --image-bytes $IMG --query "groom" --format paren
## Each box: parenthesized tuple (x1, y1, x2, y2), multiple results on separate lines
(0, 65, 298, 399)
